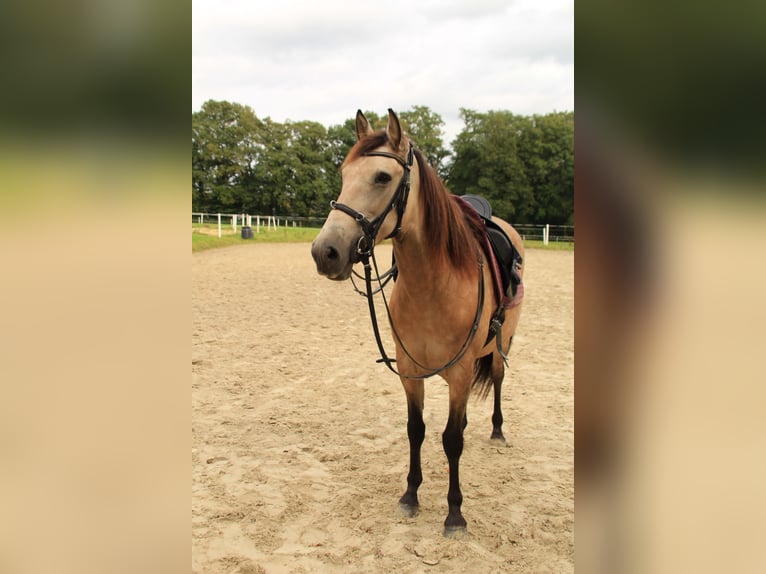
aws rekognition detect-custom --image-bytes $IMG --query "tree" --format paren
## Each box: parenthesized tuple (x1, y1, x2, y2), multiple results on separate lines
(447, 109, 573, 224)
(448, 109, 534, 222)
(398, 105, 450, 176)
(192, 100, 261, 213)
(285, 120, 336, 217)
(191, 101, 572, 225)
(519, 112, 574, 225)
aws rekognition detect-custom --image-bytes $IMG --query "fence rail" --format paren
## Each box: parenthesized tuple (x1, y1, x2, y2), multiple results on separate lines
(513, 224, 574, 244)
(192, 213, 574, 244)
(192, 212, 326, 237)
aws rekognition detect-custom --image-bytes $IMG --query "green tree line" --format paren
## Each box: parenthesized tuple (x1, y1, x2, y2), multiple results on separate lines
(192, 100, 573, 225)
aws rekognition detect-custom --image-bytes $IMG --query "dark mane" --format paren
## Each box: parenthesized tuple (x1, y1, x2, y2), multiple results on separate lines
(342, 131, 483, 275)
(413, 147, 484, 276)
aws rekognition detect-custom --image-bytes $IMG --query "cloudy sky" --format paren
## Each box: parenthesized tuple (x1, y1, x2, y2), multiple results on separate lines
(192, 0, 573, 145)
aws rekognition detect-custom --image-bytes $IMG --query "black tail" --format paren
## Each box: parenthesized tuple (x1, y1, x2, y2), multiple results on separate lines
(471, 354, 497, 400)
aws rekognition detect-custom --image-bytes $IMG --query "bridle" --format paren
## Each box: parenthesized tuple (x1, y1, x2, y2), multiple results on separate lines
(328, 143, 486, 380)
(329, 144, 414, 262)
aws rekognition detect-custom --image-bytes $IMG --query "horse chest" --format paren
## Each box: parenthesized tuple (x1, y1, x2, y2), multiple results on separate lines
(389, 290, 477, 348)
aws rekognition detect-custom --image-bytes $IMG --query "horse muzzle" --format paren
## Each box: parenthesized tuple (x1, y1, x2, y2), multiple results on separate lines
(310, 233, 360, 280)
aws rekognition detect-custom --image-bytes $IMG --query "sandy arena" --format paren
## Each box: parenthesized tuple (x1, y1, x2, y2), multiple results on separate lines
(192, 243, 573, 573)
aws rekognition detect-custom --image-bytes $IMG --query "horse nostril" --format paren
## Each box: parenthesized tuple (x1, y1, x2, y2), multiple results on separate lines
(326, 246, 339, 261)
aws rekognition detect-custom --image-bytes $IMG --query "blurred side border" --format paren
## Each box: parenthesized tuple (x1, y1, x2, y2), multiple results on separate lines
(576, 1, 766, 572)
(0, 1, 190, 573)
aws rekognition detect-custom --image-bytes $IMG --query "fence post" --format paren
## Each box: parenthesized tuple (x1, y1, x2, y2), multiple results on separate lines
(544, 224, 550, 246)
(217, 213, 221, 238)
(256, 215, 260, 233)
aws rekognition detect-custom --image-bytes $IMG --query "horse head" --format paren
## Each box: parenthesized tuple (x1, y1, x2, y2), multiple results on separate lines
(311, 109, 412, 280)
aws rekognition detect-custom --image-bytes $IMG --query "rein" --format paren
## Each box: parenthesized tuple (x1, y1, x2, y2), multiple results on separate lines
(364, 249, 485, 379)
(330, 145, 485, 379)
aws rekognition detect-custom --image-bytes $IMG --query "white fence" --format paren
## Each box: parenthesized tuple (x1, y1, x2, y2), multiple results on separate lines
(192, 213, 573, 244)
(192, 213, 326, 237)
(512, 224, 574, 245)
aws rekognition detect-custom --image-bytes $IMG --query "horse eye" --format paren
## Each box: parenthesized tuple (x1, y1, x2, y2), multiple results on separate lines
(374, 172, 392, 185)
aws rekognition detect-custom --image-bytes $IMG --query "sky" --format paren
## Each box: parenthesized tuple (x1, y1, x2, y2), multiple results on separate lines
(192, 0, 573, 146)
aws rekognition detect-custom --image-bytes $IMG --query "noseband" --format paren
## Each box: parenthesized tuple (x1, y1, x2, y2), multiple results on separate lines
(329, 144, 414, 262)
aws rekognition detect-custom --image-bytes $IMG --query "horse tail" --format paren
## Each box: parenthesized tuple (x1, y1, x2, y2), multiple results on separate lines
(471, 354, 497, 400)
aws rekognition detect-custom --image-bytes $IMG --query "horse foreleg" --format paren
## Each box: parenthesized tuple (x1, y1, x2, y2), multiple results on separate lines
(442, 391, 469, 536)
(399, 379, 424, 517)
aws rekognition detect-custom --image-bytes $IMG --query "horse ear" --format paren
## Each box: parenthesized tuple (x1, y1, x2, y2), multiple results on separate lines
(386, 108, 404, 151)
(355, 110, 372, 141)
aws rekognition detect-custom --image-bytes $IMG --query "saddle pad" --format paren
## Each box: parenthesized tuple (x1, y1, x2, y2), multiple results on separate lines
(459, 195, 523, 301)
(486, 220, 522, 298)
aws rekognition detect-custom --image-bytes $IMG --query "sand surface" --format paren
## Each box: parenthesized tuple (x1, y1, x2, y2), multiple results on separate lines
(192, 243, 573, 573)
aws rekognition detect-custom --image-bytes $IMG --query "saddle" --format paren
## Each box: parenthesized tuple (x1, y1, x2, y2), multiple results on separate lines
(458, 195, 523, 307)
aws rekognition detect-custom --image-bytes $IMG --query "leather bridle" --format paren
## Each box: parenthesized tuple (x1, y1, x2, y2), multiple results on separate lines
(329, 144, 414, 263)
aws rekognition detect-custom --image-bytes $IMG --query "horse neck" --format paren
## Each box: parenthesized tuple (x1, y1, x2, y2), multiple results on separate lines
(391, 163, 454, 296)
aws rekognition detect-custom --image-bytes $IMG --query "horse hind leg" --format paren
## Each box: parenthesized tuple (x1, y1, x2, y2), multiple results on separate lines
(490, 338, 512, 443)
(490, 377, 506, 442)
(471, 353, 504, 442)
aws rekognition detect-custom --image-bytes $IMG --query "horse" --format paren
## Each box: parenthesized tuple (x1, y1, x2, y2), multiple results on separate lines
(310, 109, 524, 536)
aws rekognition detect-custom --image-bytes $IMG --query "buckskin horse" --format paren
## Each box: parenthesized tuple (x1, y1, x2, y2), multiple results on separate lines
(311, 109, 524, 536)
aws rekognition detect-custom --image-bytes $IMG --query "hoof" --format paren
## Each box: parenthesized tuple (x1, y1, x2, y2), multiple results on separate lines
(443, 524, 468, 539)
(443, 513, 467, 538)
(398, 502, 419, 518)
(490, 431, 506, 444)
